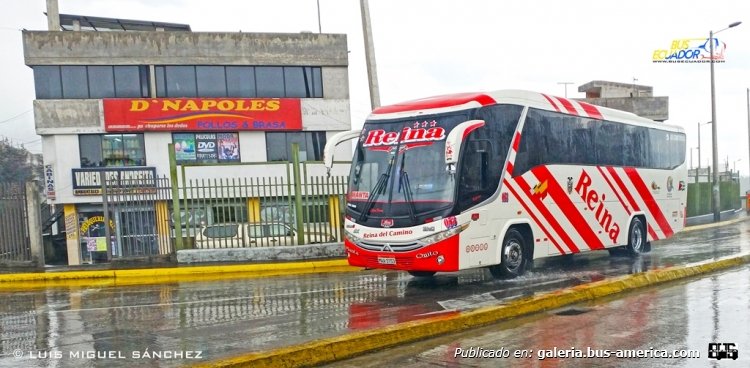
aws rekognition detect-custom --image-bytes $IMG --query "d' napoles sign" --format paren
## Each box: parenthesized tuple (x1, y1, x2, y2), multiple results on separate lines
(103, 98, 302, 132)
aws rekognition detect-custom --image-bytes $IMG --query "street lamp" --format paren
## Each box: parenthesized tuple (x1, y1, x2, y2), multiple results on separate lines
(709, 21, 742, 222)
(733, 158, 742, 173)
(557, 82, 574, 98)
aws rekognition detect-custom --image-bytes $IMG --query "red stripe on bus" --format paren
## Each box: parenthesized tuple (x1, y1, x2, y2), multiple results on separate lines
(462, 121, 485, 139)
(532, 166, 605, 250)
(541, 94, 561, 112)
(506, 162, 514, 175)
(554, 97, 579, 115)
(514, 176, 580, 253)
(624, 167, 674, 238)
(578, 101, 603, 119)
(597, 166, 631, 215)
(504, 179, 566, 255)
(512, 131, 522, 152)
(605, 167, 659, 241)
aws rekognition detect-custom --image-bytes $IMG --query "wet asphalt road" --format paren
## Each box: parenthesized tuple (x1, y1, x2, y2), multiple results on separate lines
(329, 264, 750, 368)
(0, 220, 748, 367)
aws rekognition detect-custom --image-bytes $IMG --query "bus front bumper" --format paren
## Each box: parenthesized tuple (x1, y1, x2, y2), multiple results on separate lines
(343, 235, 460, 272)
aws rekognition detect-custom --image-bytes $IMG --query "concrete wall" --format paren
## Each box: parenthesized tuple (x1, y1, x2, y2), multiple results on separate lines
(23, 31, 348, 66)
(33, 99, 102, 133)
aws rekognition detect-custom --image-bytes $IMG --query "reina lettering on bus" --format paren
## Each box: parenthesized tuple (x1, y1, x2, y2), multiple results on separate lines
(363, 127, 446, 148)
(575, 170, 620, 242)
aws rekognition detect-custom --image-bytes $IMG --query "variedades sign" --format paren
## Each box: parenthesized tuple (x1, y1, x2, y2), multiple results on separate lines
(103, 98, 302, 132)
(72, 167, 157, 196)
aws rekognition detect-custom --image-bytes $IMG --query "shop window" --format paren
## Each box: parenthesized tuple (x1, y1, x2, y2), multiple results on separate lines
(172, 132, 240, 164)
(79, 134, 146, 167)
(155, 65, 323, 98)
(61, 66, 89, 99)
(255, 66, 285, 97)
(226, 66, 256, 97)
(33, 66, 62, 99)
(33, 65, 149, 99)
(265, 131, 326, 161)
(196, 66, 227, 97)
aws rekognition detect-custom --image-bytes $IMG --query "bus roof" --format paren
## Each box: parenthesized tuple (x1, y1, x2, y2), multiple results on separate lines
(369, 89, 683, 133)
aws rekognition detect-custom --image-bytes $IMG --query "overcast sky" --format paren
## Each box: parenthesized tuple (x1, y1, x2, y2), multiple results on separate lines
(1, 0, 749, 174)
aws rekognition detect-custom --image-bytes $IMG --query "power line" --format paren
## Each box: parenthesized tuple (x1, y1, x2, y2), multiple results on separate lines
(0, 110, 32, 126)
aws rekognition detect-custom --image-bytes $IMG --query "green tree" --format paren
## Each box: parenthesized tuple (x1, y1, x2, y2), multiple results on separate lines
(0, 140, 41, 183)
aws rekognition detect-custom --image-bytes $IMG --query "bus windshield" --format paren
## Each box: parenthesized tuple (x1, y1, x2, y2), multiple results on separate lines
(348, 113, 469, 223)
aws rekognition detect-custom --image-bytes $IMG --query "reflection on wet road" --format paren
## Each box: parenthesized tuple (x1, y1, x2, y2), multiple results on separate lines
(0, 221, 748, 367)
(329, 265, 750, 367)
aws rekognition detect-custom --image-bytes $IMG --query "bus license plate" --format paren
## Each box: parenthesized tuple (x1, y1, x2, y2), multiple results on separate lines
(378, 257, 396, 265)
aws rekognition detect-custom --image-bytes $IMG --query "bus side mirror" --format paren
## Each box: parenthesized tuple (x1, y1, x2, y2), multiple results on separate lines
(323, 130, 362, 176)
(445, 120, 485, 167)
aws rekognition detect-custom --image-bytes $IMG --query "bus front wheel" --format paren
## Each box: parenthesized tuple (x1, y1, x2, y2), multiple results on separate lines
(489, 228, 527, 279)
(626, 217, 647, 256)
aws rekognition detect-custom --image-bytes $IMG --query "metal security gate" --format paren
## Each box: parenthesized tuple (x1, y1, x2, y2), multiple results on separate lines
(0, 183, 31, 262)
(103, 176, 173, 259)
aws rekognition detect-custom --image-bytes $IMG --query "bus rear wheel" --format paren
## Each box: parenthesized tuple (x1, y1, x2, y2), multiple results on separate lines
(626, 217, 647, 256)
(489, 228, 527, 279)
(408, 271, 436, 278)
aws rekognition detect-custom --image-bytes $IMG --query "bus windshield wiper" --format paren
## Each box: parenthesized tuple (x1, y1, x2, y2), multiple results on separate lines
(358, 150, 396, 222)
(398, 152, 417, 223)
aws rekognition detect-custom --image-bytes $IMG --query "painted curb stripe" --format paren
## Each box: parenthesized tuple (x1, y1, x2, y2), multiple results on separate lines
(193, 254, 750, 368)
(0, 259, 355, 285)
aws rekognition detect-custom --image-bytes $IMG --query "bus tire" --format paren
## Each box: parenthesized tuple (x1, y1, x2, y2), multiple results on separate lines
(408, 271, 436, 278)
(489, 228, 527, 279)
(626, 217, 647, 256)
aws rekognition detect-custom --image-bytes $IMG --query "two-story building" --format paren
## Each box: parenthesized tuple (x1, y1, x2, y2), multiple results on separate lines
(24, 10, 352, 265)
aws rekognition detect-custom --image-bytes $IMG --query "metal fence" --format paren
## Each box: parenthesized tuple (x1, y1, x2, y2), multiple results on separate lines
(91, 168, 349, 259)
(177, 174, 348, 250)
(0, 183, 30, 262)
(101, 177, 173, 260)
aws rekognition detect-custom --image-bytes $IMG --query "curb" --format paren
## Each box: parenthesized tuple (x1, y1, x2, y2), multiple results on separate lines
(0, 259, 358, 288)
(192, 253, 750, 368)
(682, 213, 747, 233)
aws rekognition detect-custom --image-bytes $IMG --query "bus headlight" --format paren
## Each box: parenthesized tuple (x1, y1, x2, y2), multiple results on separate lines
(437, 255, 445, 265)
(344, 231, 362, 244)
(417, 223, 469, 246)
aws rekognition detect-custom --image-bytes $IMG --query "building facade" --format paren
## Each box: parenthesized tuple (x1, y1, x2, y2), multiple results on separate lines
(23, 13, 352, 265)
(577, 80, 669, 122)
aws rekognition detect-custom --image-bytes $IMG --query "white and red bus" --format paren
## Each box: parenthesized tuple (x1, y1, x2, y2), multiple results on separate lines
(324, 90, 687, 278)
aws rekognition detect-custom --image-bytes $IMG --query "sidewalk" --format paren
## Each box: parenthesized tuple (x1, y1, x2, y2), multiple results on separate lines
(1, 213, 747, 288)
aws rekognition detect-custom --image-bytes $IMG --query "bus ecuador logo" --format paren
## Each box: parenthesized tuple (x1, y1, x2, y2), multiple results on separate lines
(575, 170, 620, 243)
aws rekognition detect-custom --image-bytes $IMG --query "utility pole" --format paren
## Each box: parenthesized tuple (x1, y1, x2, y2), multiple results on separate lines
(316, 0, 322, 33)
(360, 0, 381, 109)
(557, 82, 573, 98)
(747, 88, 749, 189)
